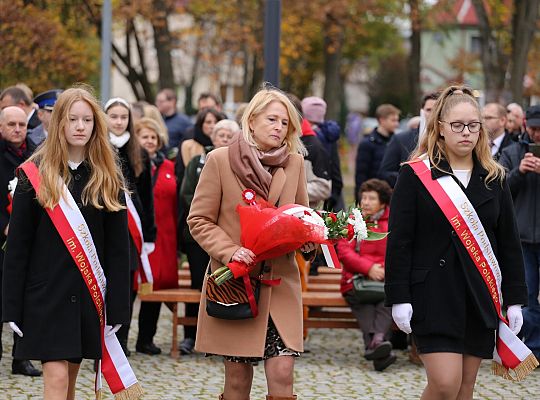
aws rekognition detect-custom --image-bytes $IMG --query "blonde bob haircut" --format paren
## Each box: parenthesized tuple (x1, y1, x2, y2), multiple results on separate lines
(241, 86, 307, 156)
(135, 117, 167, 151)
(411, 85, 505, 185)
(27, 85, 125, 211)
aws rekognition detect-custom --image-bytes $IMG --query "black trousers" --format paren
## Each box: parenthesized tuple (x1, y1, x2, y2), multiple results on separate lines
(137, 302, 161, 344)
(184, 241, 209, 340)
(116, 270, 137, 348)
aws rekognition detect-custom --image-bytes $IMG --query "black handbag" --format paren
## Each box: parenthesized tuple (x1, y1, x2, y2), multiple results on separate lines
(205, 266, 261, 320)
(351, 275, 386, 304)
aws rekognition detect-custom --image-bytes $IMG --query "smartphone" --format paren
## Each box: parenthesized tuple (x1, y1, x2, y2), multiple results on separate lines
(529, 143, 540, 158)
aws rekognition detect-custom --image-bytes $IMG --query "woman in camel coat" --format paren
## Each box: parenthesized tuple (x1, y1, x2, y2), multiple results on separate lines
(188, 87, 312, 400)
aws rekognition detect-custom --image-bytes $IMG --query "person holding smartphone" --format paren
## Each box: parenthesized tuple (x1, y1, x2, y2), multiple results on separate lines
(499, 104, 540, 364)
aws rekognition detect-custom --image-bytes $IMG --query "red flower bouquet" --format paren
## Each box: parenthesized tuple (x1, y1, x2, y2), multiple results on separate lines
(211, 190, 387, 285)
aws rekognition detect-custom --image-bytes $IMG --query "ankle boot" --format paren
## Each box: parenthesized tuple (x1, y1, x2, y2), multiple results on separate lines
(266, 396, 297, 399)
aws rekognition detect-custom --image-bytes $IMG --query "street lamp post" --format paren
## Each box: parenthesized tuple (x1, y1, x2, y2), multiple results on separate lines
(263, 0, 281, 87)
(100, 0, 112, 102)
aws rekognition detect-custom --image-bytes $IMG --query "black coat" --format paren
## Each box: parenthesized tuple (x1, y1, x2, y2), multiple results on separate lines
(355, 128, 392, 201)
(0, 138, 37, 323)
(1, 164, 131, 360)
(499, 136, 540, 244)
(116, 143, 156, 271)
(492, 132, 514, 161)
(385, 159, 527, 339)
(378, 128, 419, 187)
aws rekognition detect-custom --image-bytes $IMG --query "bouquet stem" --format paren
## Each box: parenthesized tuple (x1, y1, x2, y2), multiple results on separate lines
(210, 266, 234, 286)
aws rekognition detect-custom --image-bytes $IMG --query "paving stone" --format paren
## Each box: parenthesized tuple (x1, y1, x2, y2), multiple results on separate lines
(1, 299, 538, 399)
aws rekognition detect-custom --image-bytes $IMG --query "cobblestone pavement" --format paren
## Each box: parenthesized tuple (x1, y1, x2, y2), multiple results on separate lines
(1, 300, 538, 399)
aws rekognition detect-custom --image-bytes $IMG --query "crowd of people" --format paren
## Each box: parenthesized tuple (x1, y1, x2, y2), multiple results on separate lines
(0, 80, 538, 399)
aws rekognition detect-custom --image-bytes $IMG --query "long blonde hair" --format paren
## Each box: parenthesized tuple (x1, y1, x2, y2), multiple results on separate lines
(28, 86, 125, 211)
(411, 85, 505, 184)
(241, 86, 307, 156)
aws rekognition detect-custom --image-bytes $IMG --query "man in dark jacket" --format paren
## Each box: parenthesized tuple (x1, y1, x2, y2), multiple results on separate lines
(155, 88, 193, 151)
(355, 104, 399, 200)
(378, 93, 438, 187)
(482, 102, 514, 161)
(499, 104, 540, 360)
(0, 106, 41, 376)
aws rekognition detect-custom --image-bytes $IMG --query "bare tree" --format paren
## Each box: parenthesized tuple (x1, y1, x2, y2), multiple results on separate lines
(323, 12, 344, 121)
(408, 0, 421, 112)
(152, 0, 176, 92)
(471, 0, 508, 102)
(508, 0, 540, 102)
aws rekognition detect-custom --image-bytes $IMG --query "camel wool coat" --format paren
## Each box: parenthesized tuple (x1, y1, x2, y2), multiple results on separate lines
(187, 146, 308, 357)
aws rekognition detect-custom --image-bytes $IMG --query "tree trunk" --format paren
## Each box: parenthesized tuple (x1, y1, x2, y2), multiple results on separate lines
(152, 0, 176, 93)
(508, 0, 540, 103)
(408, 0, 421, 113)
(323, 14, 344, 121)
(471, 0, 508, 102)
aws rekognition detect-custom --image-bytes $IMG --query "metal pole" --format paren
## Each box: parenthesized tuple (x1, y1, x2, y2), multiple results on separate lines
(263, 0, 281, 87)
(100, 0, 112, 102)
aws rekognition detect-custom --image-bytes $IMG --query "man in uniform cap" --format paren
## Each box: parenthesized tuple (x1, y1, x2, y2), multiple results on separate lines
(28, 89, 62, 145)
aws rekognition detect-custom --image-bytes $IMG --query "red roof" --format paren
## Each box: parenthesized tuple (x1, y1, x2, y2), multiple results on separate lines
(433, 0, 479, 26)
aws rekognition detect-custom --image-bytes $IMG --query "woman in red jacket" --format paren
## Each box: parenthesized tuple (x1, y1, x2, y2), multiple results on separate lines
(337, 178, 394, 371)
(134, 117, 179, 354)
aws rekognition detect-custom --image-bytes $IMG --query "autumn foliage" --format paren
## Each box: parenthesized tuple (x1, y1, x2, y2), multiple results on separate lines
(0, 0, 99, 93)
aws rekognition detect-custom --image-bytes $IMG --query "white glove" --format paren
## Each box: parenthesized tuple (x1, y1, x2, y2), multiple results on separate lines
(143, 242, 155, 255)
(105, 324, 122, 337)
(392, 303, 413, 334)
(9, 322, 23, 337)
(507, 305, 523, 335)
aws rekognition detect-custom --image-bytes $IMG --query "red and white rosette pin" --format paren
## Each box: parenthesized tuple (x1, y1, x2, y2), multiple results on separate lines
(242, 189, 257, 205)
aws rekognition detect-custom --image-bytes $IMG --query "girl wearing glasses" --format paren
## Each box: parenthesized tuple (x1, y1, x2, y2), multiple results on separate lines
(385, 86, 528, 399)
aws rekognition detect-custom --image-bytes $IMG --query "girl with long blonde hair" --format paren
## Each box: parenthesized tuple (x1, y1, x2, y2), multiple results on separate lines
(2, 86, 132, 400)
(385, 86, 527, 399)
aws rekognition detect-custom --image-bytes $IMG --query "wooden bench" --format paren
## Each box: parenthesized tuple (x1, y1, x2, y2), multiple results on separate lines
(302, 268, 357, 329)
(141, 266, 357, 357)
(139, 288, 201, 359)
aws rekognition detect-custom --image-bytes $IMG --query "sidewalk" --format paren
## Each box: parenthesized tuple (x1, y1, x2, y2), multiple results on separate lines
(1, 299, 538, 399)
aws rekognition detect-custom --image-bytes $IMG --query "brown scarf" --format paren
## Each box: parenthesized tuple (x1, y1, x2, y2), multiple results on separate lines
(229, 134, 290, 200)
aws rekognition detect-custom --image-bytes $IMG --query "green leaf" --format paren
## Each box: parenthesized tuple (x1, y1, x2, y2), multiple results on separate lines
(364, 231, 389, 241)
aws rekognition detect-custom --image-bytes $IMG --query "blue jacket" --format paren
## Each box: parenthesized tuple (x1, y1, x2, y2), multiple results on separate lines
(164, 112, 193, 149)
(355, 128, 392, 201)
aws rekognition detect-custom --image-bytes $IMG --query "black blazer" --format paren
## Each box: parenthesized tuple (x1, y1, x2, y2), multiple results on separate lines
(385, 158, 527, 338)
(1, 164, 131, 360)
(116, 144, 156, 272)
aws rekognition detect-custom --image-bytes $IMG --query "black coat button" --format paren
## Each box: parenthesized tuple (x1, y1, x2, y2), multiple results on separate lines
(451, 231, 457, 237)
(439, 259, 446, 267)
(76, 202, 83, 208)
(70, 295, 77, 303)
(74, 174, 81, 181)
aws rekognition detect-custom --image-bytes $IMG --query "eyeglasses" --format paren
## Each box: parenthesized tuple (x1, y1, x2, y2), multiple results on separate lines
(439, 121, 482, 133)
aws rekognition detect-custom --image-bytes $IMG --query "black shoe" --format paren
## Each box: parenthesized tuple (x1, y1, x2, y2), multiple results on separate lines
(389, 330, 408, 350)
(179, 338, 195, 355)
(12, 360, 42, 377)
(136, 342, 161, 355)
(373, 353, 397, 372)
(120, 343, 131, 357)
(364, 341, 392, 361)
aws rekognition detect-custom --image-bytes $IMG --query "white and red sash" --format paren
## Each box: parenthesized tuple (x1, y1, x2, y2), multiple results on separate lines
(21, 162, 143, 399)
(410, 157, 538, 381)
(125, 194, 153, 294)
(279, 204, 341, 269)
